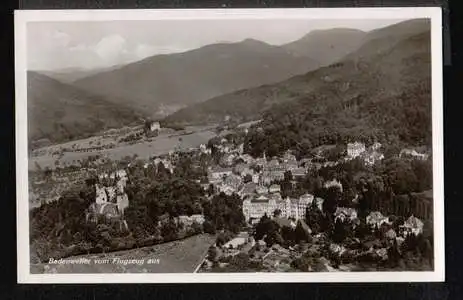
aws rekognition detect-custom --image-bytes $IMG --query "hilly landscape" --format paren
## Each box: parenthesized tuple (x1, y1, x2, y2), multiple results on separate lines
(282, 28, 366, 67)
(27, 71, 141, 146)
(72, 39, 320, 118)
(163, 19, 432, 154)
(38, 65, 125, 84)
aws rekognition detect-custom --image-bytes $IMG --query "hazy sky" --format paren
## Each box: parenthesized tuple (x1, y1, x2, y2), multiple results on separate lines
(27, 18, 407, 71)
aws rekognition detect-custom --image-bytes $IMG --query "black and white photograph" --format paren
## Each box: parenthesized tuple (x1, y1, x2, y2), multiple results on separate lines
(15, 8, 444, 283)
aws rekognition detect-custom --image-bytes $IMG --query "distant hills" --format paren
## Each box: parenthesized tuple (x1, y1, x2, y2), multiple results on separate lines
(27, 19, 431, 146)
(282, 28, 366, 67)
(27, 71, 141, 145)
(163, 19, 431, 135)
(70, 26, 375, 118)
(38, 65, 124, 84)
(71, 39, 320, 118)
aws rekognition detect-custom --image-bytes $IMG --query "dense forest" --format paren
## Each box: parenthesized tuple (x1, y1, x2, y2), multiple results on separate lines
(242, 77, 431, 159)
(29, 153, 246, 263)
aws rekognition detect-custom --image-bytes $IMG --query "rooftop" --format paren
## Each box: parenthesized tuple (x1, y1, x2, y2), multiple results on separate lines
(210, 166, 233, 173)
(251, 195, 269, 203)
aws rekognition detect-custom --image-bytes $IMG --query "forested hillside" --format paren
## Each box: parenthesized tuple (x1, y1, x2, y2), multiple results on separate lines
(27, 71, 142, 146)
(164, 19, 431, 157)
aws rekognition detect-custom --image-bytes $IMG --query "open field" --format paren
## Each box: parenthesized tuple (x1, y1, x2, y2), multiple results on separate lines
(30, 234, 216, 274)
(29, 125, 218, 171)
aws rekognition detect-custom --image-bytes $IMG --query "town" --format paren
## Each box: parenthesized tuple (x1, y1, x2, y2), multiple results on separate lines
(29, 120, 433, 273)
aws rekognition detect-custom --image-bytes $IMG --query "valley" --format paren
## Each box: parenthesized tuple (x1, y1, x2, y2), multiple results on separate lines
(29, 124, 218, 171)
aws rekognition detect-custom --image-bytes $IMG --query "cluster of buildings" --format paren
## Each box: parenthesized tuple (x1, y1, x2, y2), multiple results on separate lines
(204, 140, 322, 223)
(346, 142, 384, 166)
(328, 207, 426, 262)
(336, 207, 426, 238)
(175, 214, 206, 227)
(399, 148, 429, 160)
(347, 142, 430, 165)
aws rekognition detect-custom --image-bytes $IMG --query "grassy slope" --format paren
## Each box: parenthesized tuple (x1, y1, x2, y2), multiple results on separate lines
(30, 234, 215, 273)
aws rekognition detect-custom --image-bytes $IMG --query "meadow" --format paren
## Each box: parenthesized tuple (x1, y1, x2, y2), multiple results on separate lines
(30, 234, 216, 274)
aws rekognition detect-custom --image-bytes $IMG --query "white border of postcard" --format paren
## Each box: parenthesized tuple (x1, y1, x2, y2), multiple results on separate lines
(15, 7, 444, 283)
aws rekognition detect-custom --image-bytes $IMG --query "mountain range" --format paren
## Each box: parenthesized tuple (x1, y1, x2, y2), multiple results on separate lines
(71, 40, 316, 118)
(163, 19, 431, 130)
(27, 18, 431, 146)
(38, 65, 124, 84)
(70, 27, 378, 117)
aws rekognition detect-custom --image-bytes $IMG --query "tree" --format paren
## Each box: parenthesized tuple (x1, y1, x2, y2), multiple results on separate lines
(216, 231, 233, 247)
(281, 226, 296, 246)
(207, 246, 218, 262)
(161, 219, 178, 242)
(243, 174, 252, 183)
(255, 214, 272, 240)
(264, 231, 284, 247)
(320, 186, 341, 215)
(331, 219, 348, 243)
(354, 220, 370, 239)
(295, 221, 312, 243)
(203, 220, 216, 234)
(387, 239, 401, 268)
(305, 204, 323, 234)
(284, 171, 293, 182)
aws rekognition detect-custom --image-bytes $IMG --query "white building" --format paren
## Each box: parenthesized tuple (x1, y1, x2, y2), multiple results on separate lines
(347, 142, 366, 158)
(269, 184, 281, 194)
(256, 185, 269, 195)
(116, 169, 127, 178)
(334, 207, 358, 223)
(242, 195, 276, 221)
(400, 215, 424, 236)
(199, 144, 211, 154)
(242, 193, 314, 222)
(315, 197, 324, 212)
(150, 121, 161, 131)
(324, 179, 343, 192)
(116, 194, 129, 216)
(95, 184, 108, 204)
(366, 211, 391, 228)
(209, 166, 233, 180)
(371, 142, 382, 151)
(106, 186, 116, 202)
(177, 214, 205, 227)
(364, 151, 385, 166)
(217, 183, 236, 196)
(400, 149, 429, 160)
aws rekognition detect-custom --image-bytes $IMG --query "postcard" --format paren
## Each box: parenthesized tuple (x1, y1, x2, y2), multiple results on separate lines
(15, 7, 444, 283)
